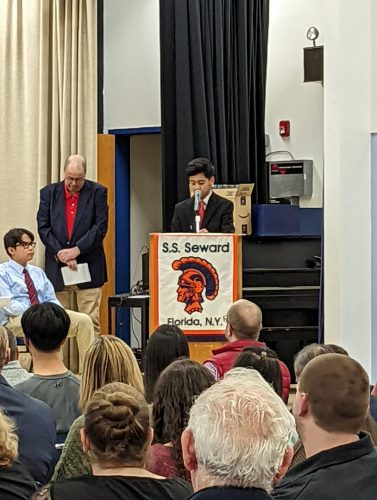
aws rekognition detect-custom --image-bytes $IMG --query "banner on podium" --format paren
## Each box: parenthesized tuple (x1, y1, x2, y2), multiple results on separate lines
(150, 233, 240, 336)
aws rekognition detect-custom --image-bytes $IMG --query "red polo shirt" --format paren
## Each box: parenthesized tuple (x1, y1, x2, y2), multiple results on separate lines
(65, 186, 80, 240)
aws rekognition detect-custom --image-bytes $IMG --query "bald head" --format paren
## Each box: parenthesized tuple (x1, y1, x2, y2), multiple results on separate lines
(64, 154, 87, 174)
(227, 299, 262, 340)
(64, 154, 87, 194)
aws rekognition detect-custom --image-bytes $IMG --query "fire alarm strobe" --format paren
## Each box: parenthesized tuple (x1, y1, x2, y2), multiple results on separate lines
(279, 120, 290, 137)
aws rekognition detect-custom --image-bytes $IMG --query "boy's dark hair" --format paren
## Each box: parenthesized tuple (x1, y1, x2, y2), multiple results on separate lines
(233, 346, 283, 398)
(185, 158, 215, 179)
(3, 228, 34, 256)
(143, 324, 189, 403)
(21, 303, 71, 353)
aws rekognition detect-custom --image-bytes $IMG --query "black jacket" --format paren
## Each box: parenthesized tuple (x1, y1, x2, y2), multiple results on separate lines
(189, 486, 272, 499)
(272, 433, 377, 499)
(0, 376, 56, 484)
(37, 180, 108, 291)
(171, 192, 235, 233)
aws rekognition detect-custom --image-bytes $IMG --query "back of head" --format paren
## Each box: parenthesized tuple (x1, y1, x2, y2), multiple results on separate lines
(153, 359, 215, 442)
(232, 347, 283, 398)
(323, 343, 349, 356)
(21, 303, 70, 352)
(294, 343, 328, 381)
(3, 228, 34, 256)
(153, 359, 215, 477)
(299, 354, 369, 434)
(80, 335, 144, 410)
(84, 382, 149, 466)
(227, 299, 262, 340)
(143, 324, 189, 403)
(187, 367, 295, 491)
(0, 327, 8, 372)
(185, 158, 215, 179)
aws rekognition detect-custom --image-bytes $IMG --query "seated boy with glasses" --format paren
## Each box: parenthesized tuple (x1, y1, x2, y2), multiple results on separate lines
(0, 228, 95, 374)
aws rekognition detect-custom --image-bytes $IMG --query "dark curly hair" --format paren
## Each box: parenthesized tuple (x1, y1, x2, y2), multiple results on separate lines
(152, 359, 215, 479)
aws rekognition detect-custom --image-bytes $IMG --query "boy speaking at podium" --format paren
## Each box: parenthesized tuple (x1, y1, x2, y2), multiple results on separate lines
(171, 158, 235, 234)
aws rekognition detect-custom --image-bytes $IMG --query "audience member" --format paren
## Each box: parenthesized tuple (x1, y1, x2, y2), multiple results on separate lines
(144, 324, 189, 403)
(323, 343, 349, 355)
(1, 327, 32, 386)
(273, 354, 377, 499)
(370, 380, 377, 422)
(15, 303, 80, 443)
(53, 335, 144, 480)
(182, 368, 295, 499)
(203, 300, 291, 401)
(293, 343, 328, 382)
(35, 383, 192, 500)
(232, 346, 283, 398)
(0, 407, 36, 500)
(146, 359, 215, 479)
(0, 325, 56, 484)
(0, 228, 95, 373)
(292, 343, 377, 468)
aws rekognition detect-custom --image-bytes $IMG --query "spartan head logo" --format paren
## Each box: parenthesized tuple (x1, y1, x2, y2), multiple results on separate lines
(172, 257, 219, 314)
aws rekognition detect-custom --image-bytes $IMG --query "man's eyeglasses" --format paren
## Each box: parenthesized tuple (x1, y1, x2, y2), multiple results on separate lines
(16, 241, 36, 249)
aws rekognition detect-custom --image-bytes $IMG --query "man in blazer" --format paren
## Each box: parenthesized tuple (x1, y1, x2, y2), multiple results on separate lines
(37, 154, 108, 335)
(171, 158, 235, 233)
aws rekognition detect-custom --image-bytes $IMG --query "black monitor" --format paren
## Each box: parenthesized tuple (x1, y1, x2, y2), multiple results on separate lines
(141, 251, 149, 291)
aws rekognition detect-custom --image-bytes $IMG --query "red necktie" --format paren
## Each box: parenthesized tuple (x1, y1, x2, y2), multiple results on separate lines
(23, 269, 40, 305)
(199, 200, 205, 228)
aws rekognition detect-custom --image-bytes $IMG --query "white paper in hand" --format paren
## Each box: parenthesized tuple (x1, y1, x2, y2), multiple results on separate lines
(61, 263, 91, 286)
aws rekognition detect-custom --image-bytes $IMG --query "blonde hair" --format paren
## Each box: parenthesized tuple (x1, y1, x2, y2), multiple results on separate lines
(84, 382, 149, 465)
(80, 336, 144, 410)
(0, 409, 18, 466)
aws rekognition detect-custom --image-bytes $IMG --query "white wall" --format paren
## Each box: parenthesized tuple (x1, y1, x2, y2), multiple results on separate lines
(323, 0, 376, 377)
(266, 0, 324, 207)
(103, 0, 161, 130)
(129, 134, 162, 346)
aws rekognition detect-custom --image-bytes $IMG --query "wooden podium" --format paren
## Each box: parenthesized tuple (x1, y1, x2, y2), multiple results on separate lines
(149, 233, 242, 361)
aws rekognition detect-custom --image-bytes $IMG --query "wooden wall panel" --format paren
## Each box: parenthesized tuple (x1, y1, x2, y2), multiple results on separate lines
(189, 341, 226, 364)
(97, 134, 115, 334)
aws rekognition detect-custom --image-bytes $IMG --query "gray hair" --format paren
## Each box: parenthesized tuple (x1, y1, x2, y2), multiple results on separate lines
(64, 154, 87, 173)
(187, 367, 295, 492)
(294, 343, 328, 381)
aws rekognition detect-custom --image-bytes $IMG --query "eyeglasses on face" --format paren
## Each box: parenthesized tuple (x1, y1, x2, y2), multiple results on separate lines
(16, 241, 36, 249)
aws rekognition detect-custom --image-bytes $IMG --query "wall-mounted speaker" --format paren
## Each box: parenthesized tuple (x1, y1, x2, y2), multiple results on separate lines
(303, 46, 323, 83)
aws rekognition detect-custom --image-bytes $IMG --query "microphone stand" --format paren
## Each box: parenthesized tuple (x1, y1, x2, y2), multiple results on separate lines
(194, 190, 201, 233)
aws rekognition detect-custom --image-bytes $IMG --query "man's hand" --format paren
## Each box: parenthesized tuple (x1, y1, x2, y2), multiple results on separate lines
(199, 228, 209, 233)
(66, 259, 78, 271)
(57, 246, 81, 263)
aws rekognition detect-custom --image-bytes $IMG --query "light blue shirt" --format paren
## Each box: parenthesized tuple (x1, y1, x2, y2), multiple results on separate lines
(0, 259, 61, 325)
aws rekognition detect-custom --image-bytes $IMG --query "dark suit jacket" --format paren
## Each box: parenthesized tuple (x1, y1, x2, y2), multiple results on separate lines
(0, 375, 56, 484)
(171, 192, 235, 233)
(37, 180, 108, 291)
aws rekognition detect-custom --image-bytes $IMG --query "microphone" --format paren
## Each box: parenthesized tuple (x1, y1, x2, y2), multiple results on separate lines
(194, 190, 201, 213)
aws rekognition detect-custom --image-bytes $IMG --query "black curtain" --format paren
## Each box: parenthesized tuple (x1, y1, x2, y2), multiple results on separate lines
(160, 0, 270, 231)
